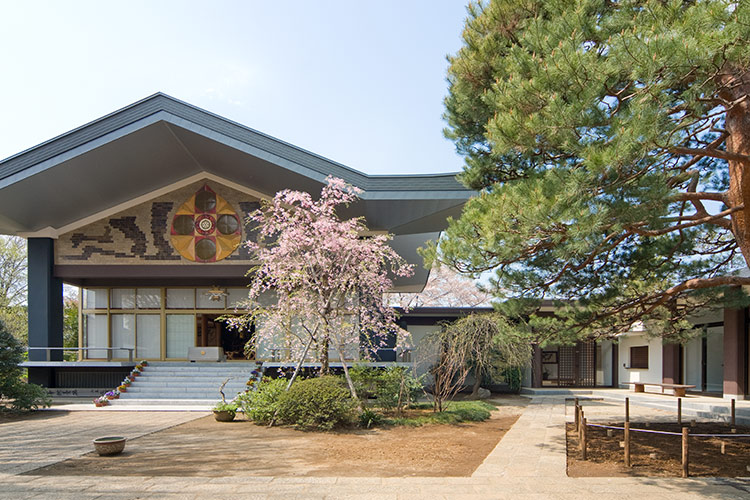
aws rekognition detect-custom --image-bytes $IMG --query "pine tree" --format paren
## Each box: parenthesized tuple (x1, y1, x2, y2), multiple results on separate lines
(429, 0, 750, 342)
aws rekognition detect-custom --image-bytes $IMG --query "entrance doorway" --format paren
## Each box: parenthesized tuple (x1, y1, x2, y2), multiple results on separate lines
(541, 341, 597, 387)
(196, 314, 252, 360)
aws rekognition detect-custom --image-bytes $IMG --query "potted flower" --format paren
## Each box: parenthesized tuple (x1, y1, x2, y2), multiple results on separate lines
(135, 363, 144, 371)
(93, 396, 109, 407)
(117, 384, 128, 392)
(105, 390, 119, 400)
(122, 378, 131, 386)
(212, 401, 238, 422)
(131, 367, 141, 377)
(139, 360, 149, 367)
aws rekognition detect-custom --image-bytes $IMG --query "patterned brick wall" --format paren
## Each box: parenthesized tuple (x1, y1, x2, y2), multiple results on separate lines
(55, 181, 261, 265)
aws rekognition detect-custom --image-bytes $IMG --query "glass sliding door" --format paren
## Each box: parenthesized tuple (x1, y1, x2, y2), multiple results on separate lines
(166, 314, 195, 359)
(111, 314, 135, 359)
(137, 315, 161, 359)
(83, 314, 108, 359)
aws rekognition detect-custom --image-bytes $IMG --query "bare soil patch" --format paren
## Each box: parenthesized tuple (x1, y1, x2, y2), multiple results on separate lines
(28, 397, 525, 477)
(566, 421, 750, 477)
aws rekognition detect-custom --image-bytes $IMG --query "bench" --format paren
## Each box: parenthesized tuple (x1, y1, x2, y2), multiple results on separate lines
(623, 382, 696, 398)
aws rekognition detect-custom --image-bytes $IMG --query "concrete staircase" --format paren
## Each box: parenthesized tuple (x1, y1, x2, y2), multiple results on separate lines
(113, 362, 260, 406)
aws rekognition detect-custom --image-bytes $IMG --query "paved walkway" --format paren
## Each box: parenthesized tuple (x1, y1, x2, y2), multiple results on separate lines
(0, 411, 207, 476)
(0, 397, 748, 499)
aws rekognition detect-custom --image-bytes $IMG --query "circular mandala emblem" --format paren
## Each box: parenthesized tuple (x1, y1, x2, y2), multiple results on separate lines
(169, 184, 242, 263)
(195, 214, 215, 235)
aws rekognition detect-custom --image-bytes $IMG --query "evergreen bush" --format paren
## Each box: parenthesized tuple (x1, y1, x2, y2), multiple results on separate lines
(0, 320, 50, 411)
(276, 376, 356, 430)
(236, 377, 287, 424)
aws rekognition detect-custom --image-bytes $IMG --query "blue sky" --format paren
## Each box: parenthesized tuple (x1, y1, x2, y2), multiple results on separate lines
(0, 1, 469, 176)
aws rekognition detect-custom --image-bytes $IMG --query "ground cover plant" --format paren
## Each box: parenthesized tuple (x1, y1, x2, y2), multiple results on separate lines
(383, 401, 496, 427)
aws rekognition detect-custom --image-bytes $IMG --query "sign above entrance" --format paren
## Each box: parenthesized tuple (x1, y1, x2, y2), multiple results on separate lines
(170, 184, 242, 263)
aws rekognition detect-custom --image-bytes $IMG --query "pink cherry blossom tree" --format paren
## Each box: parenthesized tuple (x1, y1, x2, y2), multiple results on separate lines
(228, 177, 414, 400)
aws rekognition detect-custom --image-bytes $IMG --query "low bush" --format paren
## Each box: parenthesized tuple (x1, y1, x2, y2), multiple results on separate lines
(358, 407, 382, 428)
(386, 401, 495, 427)
(236, 377, 287, 424)
(276, 376, 357, 430)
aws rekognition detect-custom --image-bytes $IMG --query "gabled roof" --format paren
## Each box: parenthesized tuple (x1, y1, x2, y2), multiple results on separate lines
(0, 93, 471, 237)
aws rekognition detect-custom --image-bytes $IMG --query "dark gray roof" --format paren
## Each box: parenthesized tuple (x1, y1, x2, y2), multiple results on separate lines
(0, 93, 473, 292)
(0, 93, 465, 193)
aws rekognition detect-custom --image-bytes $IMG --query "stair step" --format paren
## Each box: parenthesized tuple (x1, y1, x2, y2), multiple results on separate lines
(112, 362, 261, 402)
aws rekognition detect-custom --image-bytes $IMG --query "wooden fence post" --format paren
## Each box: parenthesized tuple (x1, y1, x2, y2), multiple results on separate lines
(581, 418, 587, 460)
(625, 397, 630, 423)
(682, 427, 689, 478)
(677, 397, 682, 426)
(624, 421, 631, 467)
(731, 398, 736, 429)
(579, 409, 585, 445)
(575, 398, 579, 428)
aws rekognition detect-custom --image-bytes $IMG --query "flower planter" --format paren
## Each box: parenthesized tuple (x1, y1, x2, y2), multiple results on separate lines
(93, 436, 127, 456)
(213, 410, 236, 422)
(94, 401, 108, 407)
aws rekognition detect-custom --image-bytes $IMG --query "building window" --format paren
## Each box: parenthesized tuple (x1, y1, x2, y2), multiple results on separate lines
(136, 288, 162, 309)
(630, 346, 649, 369)
(166, 288, 195, 309)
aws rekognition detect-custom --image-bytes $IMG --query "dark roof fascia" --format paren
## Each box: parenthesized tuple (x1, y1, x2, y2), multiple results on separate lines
(399, 306, 495, 317)
(0, 93, 471, 198)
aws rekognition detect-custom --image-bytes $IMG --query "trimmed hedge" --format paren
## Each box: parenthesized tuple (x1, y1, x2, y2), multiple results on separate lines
(276, 376, 357, 430)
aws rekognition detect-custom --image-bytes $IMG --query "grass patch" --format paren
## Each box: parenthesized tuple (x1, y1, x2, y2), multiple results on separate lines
(383, 400, 496, 427)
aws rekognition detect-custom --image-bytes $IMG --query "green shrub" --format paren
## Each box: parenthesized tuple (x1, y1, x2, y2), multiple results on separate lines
(350, 365, 422, 412)
(212, 401, 238, 416)
(374, 366, 423, 411)
(236, 377, 287, 424)
(0, 320, 51, 411)
(501, 367, 522, 393)
(276, 376, 357, 430)
(350, 364, 380, 401)
(358, 407, 383, 428)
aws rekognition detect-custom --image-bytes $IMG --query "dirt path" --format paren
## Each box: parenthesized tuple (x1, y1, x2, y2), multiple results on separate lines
(27, 400, 525, 478)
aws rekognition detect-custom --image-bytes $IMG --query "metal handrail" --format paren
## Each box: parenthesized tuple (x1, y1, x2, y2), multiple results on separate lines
(26, 347, 134, 362)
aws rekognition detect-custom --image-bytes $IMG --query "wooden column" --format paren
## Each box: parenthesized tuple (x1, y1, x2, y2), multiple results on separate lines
(662, 342, 681, 385)
(611, 343, 619, 388)
(723, 307, 747, 399)
(200, 315, 211, 347)
(532, 344, 543, 388)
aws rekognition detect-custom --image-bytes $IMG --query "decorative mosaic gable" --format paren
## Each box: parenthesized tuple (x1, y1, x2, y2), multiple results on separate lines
(55, 181, 260, 265)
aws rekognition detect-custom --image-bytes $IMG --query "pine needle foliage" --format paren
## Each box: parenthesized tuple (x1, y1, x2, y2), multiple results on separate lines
(427, 0, 750, 343)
